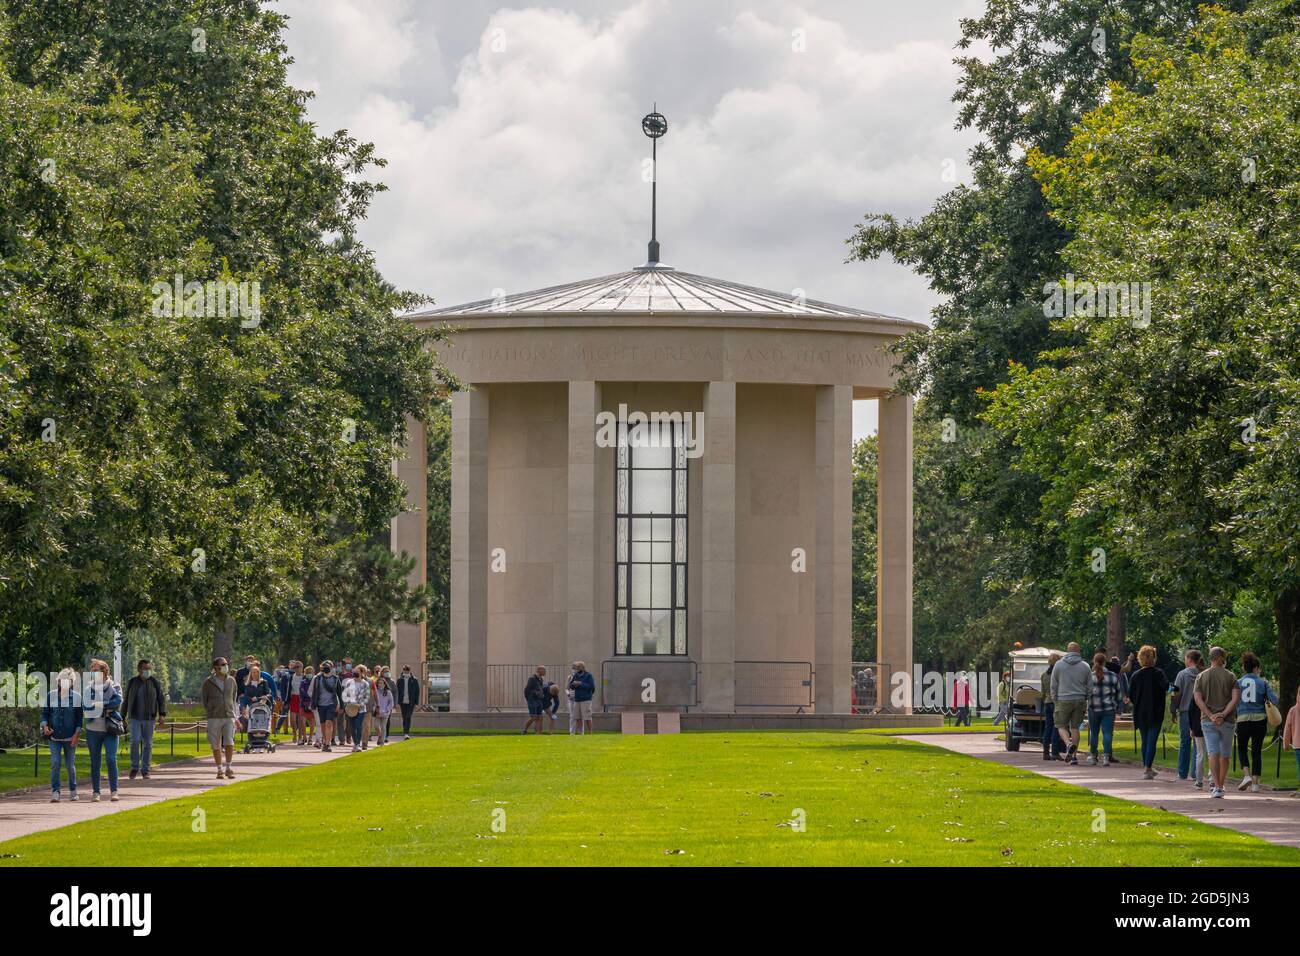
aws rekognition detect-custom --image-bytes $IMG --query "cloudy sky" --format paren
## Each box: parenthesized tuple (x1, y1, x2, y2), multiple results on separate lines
(277, 0, 985, 434)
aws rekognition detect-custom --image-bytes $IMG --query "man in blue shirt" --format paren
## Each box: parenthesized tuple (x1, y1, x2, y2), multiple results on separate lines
(567, 661, 596, 736)
(40, 669, 83, 802)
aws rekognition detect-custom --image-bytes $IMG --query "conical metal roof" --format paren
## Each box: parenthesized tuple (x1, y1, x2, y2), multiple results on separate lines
(415, 265, 891, 319)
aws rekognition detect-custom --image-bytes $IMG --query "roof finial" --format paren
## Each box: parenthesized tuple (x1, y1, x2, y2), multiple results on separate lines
(641, 105, 668, 267)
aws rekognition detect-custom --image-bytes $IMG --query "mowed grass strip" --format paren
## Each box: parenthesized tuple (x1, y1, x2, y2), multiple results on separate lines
(0, 732, 1294, 866)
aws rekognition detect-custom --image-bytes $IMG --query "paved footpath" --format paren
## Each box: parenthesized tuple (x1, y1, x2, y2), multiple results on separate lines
(898, 733, 1300, 848)
(0, 742, 358, 844)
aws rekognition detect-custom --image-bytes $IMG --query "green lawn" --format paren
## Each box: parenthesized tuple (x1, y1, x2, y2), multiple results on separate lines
(1, 732, 1295, 866)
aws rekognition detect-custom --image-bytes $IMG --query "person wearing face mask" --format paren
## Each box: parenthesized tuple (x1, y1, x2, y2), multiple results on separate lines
(202, 657, 239, 779)
(83, 659, 124, 802)
(125, 659, 167, 780)
(310, 660, 341, 752)
(40, 668, 83, 802)
(396, 665, 420, 739)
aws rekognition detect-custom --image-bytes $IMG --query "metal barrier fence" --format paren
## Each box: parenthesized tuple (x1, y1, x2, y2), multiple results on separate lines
(735, 661, 812, 711)
(19, 719, 288, 779)
(485, 663, 568, 712)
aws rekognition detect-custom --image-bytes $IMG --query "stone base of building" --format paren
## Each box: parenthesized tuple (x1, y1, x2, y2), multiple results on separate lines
(406, 711, 941, 733)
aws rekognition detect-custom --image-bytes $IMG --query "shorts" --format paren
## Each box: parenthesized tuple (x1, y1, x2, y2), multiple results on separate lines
(316, 703, 337, 722)
(1201, 719, 1235, 757)
(288, 695, 301, 713)
(527, 700, 544, 716)
(206, 717, 235, 749)
(1054, 699, 1086, 731)
(572, 699, 593, 720)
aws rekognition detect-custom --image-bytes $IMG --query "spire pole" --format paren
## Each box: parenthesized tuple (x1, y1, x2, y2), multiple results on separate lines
(641, 106, 668, 265)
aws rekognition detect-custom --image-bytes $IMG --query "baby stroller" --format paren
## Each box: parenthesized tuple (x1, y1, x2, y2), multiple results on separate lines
(242, 700, 277, 754)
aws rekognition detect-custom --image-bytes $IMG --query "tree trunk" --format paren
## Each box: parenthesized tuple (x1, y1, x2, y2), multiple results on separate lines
(1105, 602, 1126, 660)
(1274, 587, 1300, 719)
(212, 618, 235, 664)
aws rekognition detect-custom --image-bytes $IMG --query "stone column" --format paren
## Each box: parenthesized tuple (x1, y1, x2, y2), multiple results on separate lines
(450, 387, 489, 711)
(567, 381, 601, 680)
(390, 415, 428, 674)
(815, 385, 853, 713)
(877, 392, 914, 713)
(699, 381, 736, 712)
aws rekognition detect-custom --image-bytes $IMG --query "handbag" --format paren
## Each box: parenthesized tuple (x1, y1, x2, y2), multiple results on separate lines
(1265, 697, 1282, 729)
(104, 707, 126, 736)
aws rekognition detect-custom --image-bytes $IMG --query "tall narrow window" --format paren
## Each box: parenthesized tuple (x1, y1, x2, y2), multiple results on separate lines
(615, 420, 687, 655)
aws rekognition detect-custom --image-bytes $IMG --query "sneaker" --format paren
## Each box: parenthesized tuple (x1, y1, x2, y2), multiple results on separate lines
(352, 745, 360, 753)
(1251, 782, 1261, 793)
(110, 792, 119, 802)
(141, 771, 150, 779)
(50, 793, 60, 803)
(1101, 755, 1110, 767)
(1212, 787, 1225, 798)
(92, 793, 101, 802)
(69, 792, 79, 802)
(404, 734, 412, 740)
(225, 767, 234, 779)
(129, 769, 139, 780)
(1238, 775, 1253, 791)
(1085, 754, 1097, 766)
(1195, 779, 1204, 789)
(1142, 769, 1156, 780)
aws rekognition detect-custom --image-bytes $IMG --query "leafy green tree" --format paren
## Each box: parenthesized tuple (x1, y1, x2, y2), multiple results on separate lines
(851, 436, 877, 661)
(847, 1, 1240, 663)
(988, 1, 1300, 703)
(0, 1, 450, 666)
(426, 400, 452, 661)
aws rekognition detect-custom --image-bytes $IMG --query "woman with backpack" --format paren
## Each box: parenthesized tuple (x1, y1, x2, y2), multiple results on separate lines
(310, 661, 342, 752)
(1127, 645, 1169, 779)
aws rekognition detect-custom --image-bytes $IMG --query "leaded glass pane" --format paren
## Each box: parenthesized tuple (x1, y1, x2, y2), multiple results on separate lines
(650, 564, 670, 607)
(674, 468, 686, 513)
(632, 469, 671, 513)
(616, 563, 627, 606)
(675, 565, 685, 606)
(617, 518, 628, 561)
(617, 468, 628, 512)
(631, 563, 650, 607)
(673, 610, 686, 654)
(675, 518, 686, 561)
(616, 610, 628, 654)
(637, 443, 672, 468)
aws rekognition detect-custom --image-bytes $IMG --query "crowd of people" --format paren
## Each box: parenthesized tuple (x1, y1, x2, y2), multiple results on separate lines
(39, 653, 426, 801)
(1035, 642, 1290, 799)
(521, 661, 596, 735)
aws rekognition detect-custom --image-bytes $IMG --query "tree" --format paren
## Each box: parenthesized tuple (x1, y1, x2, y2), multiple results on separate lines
(1, 1, 451, 665)
(846, 0, 1239, 663)
(425, 400, 452, 661)
(988, 1, 1300, 704)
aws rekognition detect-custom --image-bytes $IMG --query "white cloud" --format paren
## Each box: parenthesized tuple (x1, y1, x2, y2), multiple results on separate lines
(280, 0, 986, 435)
